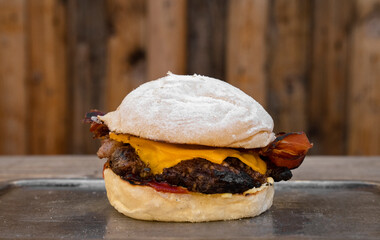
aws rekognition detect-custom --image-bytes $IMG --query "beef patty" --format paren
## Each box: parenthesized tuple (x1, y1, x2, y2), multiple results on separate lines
(107, 143, 267, 194)
(105, 141, 290, 194)
(155, 157, 267, 194)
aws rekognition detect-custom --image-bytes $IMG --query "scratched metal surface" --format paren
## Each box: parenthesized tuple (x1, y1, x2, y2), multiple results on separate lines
(0, 179, 379, 239)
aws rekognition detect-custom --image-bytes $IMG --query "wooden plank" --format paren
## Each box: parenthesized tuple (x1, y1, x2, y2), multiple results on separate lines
(267, 0, 311, 133)
(187, 0, 227, 79)
(105, 0, 147, 111)
(1, 156, 380, 182)
(309, 0, 355, 155)
(291, 156, 380, 181)
(147, 0, 187, 80)
(0, 0, 27, 154)
(226, 0, 269, 106)
(67, 0, 107, 154)
(0, 156, 104, 182)
(347, 0, 380, 155)
(26, 0, 68, 154)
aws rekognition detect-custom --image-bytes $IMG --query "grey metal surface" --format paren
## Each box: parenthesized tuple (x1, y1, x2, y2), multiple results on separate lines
(0, 179, 379, 239)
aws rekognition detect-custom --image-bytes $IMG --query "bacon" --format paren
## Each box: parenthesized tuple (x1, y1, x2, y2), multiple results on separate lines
(146, 181, 189, 194)
(84, 109, 105, 123)
(260, 132, 313, 170)
(84, 110, 109, 138)
(97, 139, 123, 159)
(89, 122, 109, 138)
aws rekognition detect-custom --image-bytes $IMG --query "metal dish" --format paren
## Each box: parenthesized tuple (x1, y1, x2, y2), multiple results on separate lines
(0, 179, 379, 239)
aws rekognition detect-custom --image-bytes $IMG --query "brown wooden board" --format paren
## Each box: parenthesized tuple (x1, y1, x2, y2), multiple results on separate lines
(26, 0, 68, 154)
(147, 0, 187, 80)
(0, 0, 27, 154)
(347, 0, 380, 155)
(0, 1, 378, 155)
(105, 0, 148, 111)
(267, 0, 311, 134)
(187, 0, 227, 79)
(309, 0, 355, 155)
(1, 156, 379, 183)
(66, 0, 107, 154)
(226, 0, 269, 107)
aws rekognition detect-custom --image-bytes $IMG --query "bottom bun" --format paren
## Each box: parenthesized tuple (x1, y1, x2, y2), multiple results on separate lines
(104, 168, 274, 222)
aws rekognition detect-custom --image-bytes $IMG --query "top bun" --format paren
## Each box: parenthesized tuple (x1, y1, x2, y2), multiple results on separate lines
(99, 72, 275, 149)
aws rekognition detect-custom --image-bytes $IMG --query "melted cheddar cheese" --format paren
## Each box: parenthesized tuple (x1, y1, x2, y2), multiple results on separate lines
(109, 133, 267, 175)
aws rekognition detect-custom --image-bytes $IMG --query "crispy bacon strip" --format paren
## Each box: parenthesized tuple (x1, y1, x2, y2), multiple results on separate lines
(84, 109, 105, 123)
(260, 132, 313, 170)
(89, 122, 109, 138)
(84, 110, 110, 138)
(146, 181, 189, 194)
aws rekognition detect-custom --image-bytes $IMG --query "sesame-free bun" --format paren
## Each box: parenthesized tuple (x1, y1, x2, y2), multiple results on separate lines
(104, 168, 274, 222)
(99, 72, 275, 149)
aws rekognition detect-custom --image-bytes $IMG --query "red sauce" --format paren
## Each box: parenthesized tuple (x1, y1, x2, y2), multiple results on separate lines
(103, 165, 189, 194)
(146, 181, 189, 194)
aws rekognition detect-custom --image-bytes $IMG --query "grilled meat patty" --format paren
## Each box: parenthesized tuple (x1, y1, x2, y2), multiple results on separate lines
(102, 140, 290, 194)
(109, 145, 151, 179)
(155, 158, 267, 194)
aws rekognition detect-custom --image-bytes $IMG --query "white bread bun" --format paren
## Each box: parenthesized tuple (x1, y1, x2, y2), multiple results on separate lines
(99, 72, 275, 149)
(104, 168, 274, 222)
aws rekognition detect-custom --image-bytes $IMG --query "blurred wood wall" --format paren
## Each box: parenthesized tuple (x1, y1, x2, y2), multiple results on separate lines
(0, 0, 379, 155)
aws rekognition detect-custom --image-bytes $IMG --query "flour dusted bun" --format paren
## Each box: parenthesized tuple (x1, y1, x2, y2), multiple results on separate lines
(99, 72, 275, 148)
(104, 168, 274, 222)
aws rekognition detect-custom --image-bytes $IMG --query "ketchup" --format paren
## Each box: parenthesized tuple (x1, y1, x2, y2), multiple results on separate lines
(146, 181, 189, 194)
(103, 165, 189, 194)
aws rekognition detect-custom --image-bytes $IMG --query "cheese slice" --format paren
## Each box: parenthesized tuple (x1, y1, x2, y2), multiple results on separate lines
(109, 133, 267, 175)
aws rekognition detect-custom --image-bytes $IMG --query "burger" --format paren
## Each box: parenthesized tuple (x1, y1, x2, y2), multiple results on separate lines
(86, 72, 312, 222)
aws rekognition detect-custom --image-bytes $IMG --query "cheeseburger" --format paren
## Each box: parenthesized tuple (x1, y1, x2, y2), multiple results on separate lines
(86, 73, 312, 222)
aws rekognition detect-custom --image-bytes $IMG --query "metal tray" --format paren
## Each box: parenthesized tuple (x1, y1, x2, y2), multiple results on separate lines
(0, 179, 379, 240)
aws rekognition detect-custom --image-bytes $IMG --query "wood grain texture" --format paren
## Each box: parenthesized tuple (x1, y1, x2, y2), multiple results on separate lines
(226, 0, 268, 106)
(0, 1, 378, 156)
(347, 0, 380, 155)
(309, 0, 355, 155)
(1, 156, 379, 182)
(67, 0, 107, 154)
(267, 0, 311, 133)
(26, 0, 68, 154)
(147, 0, 187, 80)
(105, 0, 147, 111)
(0, 156, 104, 182)
(0, 0, 27, 154)
(187, 0, 227, 79)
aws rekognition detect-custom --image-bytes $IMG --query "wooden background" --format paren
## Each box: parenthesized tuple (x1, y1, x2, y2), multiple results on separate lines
(0, 0, 379, 156)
